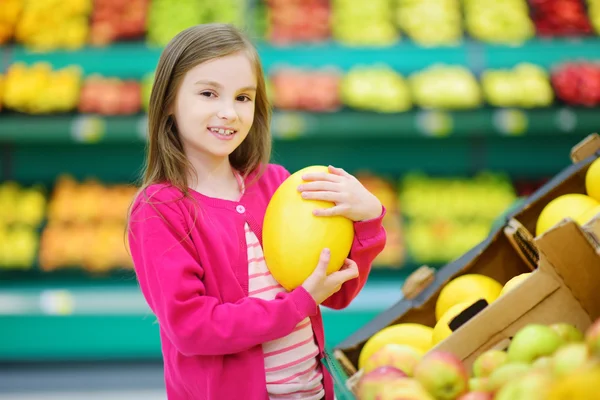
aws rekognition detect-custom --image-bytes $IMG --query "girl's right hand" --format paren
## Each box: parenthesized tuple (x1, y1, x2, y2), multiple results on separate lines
(301, 248, 359, 304)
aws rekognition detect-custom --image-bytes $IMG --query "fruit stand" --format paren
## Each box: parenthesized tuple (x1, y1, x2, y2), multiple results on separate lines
(1, 0, 600, 374)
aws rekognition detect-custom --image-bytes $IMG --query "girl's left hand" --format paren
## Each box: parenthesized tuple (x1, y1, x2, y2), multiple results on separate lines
(297, 165, 383, 222)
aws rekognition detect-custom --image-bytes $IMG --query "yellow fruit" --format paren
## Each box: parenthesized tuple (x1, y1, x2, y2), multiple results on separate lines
(536, 194, 599, 236)
(499, 272, 531, 297)
(432, 301, 473, 345)
(435, 274, 503, 320)
(263, 166, 354, 290)
(586, 158, 600, 202)
(578, 205, 600, 226)
(547, 364, 600, 400)
(358, 323, 434, 369)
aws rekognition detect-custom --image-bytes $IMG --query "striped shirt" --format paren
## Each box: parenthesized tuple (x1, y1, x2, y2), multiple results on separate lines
(233, 170, 323, 399)
(245, 223, 324, 399)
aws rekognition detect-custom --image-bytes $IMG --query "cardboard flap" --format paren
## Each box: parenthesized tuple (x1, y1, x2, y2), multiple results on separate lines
(433, 269, 560, 358)
(535, 219, 600, 319)
(571, 133, 600, 163)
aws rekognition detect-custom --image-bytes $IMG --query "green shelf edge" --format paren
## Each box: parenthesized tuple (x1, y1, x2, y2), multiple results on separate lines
(3, 37, 600, 78)
(0, 274, 407, 360)
(0, 108, 598, 143)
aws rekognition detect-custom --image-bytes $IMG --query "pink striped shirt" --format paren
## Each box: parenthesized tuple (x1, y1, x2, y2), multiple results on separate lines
(246, 223, 324, 399)
(236, 171, 324, 399)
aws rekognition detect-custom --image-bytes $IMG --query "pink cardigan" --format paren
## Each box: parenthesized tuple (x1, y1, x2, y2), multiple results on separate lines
(128, 163, 387, 399)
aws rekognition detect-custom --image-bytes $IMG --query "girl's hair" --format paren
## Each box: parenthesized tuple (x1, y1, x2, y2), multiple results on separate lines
(142, 23, 272, 195)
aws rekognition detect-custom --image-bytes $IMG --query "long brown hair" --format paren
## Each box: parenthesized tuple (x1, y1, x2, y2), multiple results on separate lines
(142, 23, 271, 196)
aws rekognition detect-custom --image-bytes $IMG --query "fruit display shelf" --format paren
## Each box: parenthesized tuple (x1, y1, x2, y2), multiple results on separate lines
(0, 275, 406, 361)
(0, 107, 598, 143)
(2, 37, 600, 78)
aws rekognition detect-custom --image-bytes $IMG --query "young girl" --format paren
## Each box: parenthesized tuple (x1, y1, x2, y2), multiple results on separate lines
(127, 23, 387, 400)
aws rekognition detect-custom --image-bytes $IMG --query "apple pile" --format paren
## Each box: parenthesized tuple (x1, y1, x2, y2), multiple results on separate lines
(551, 62, 600, 107)
(409, 65, 482, 110)
(529, 0, 594, 36)
(0, 0, 22, 44)
(0, 182, 47, 270)
(395, 0, 463, 46)
(39, 176, 137, 274)
(340, 65, 412, 113)
(331, 0, 398, 46)
(78, 75, 142, 115)
(146, 0, 203, 47)
(481, 63, 554, 108)
(89, 0, 149, 46)
(2, 62, 82, 114)
(357, 174, 406, 268)
(400, 173, 516, 264)
(463, 0, 535, 45)
(271, 68, 341, 112)
(356, 319, 600, 399)
(14, 0, 91, 51)
(267, 0, 330, 44)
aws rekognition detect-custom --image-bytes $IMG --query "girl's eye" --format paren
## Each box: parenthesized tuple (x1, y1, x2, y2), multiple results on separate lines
(200, 91, 215, 97)
(237, 95, 252, 102)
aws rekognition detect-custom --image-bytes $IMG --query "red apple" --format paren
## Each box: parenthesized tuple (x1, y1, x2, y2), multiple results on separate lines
(356, 366, 407, 400)
(458, 392, 493, 400)
(363, 343, 423, 376)
(585, 317, 600, 357)
(472, 350, 508, 378)
(413, 351, 469, 400)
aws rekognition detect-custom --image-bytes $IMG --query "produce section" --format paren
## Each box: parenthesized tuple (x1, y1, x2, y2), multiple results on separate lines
(354, 319, 600, 399)
(0, 1, 599, 387)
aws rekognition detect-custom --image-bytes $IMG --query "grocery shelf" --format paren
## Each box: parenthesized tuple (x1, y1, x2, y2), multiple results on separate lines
(3, 37, 600, 78)
(0, 276, 405, 361)
(0, 107, 598, 143)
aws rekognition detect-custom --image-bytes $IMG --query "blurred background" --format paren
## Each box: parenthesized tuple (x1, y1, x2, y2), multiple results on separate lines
(0, 0, 599, 398)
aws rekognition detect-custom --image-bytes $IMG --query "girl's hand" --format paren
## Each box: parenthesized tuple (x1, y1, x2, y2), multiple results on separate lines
(297, 165, 383, 222)
(301, 249, 359, 304)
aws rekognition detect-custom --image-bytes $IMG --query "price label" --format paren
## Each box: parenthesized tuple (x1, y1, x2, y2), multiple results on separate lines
(493, 109, 528, 136)
(71, 115, 106, 143)
(137, 115, 149, 141)
(556, 108, 577, 132)
(417, 111, 453, 137)
(40, 290, 75, 316)
(271, 112, 306, 139)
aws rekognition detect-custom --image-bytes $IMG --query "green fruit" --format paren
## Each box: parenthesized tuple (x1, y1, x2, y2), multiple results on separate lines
(487, 362, 531, 392)
(507, 325, 565, 363)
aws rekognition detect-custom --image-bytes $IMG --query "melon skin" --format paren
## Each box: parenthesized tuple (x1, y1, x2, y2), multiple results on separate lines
(263, 165, 355, 291)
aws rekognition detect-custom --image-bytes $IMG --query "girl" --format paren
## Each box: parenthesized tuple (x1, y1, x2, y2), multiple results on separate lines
(127, 23, 386, 400)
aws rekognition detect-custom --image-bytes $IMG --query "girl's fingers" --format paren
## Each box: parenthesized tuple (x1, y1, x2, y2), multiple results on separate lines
(301, 191, 341, 202)
(313, 205, 347, 217)
(298, 181, 339, 192)
(301, 172, 341, 183)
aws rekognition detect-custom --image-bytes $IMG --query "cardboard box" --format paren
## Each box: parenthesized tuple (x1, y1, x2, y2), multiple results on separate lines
(334, 133, 600, 379)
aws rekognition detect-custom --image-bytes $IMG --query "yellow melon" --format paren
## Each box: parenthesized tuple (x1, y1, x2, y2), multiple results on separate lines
(262, 165, 355, 291)
(536, 194, 599, 236)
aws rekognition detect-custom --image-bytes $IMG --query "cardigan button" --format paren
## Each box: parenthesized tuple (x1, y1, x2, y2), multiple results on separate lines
(236, 205, 245, 214)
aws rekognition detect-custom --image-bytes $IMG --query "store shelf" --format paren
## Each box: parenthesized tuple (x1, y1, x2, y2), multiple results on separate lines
(0, 277, 405, 360)
(4, 37, 600, 78)
(0, 107, 598, 144)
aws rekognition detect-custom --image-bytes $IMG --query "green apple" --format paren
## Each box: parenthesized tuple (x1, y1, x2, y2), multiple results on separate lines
(507, 324, 565, 363)
(487, 362, 531, 392)
(553, 343, 591, 378)
(550, 323, 584, 343)
(494, 371, 552, 400)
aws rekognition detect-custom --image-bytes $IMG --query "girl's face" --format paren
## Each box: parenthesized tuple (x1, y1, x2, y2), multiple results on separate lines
(173, 51, 257, 166)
